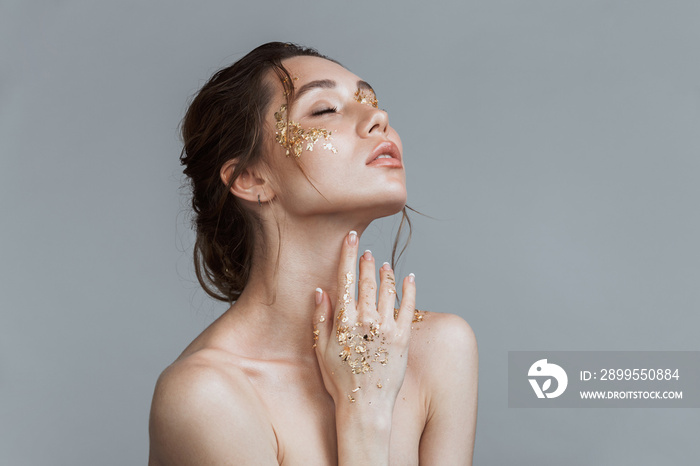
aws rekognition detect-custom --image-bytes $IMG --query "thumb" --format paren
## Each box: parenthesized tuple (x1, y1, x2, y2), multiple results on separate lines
(313, 288, 333, 351)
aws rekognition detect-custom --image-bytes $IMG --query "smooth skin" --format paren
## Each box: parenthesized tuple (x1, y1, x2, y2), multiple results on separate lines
(148, 56, 478, 465)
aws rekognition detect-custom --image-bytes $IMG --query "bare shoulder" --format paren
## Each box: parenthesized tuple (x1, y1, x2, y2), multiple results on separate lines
(409, 311, 478, 465)
(409, 310, 478, 376)
(148, 349, 278, 465)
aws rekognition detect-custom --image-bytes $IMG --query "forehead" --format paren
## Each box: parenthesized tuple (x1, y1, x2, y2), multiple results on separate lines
(281, 55, 360, 86)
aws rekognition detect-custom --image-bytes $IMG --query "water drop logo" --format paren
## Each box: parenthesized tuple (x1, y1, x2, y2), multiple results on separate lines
(528, 359, 568, 399)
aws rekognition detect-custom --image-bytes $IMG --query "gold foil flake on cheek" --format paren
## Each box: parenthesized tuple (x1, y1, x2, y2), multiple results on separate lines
(354, 89, 378, 108)
(274, 104, 337, 157)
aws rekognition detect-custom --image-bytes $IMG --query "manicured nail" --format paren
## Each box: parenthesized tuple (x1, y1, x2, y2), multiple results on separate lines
(381, 262, 391, 270)
(348, 230, 358, 245)
(408, 273, 415, 283)
(315, 287, 323, 305)
(363, 250, 373, 260)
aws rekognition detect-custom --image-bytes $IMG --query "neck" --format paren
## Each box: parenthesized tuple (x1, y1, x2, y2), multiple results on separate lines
(224, 214, 372, 362)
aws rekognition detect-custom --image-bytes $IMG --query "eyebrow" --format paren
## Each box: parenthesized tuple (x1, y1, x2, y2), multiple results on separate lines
(293, 79, 375, 101)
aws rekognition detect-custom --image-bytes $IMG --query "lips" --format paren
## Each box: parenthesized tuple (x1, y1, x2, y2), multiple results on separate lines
(366, 141, 403, 168)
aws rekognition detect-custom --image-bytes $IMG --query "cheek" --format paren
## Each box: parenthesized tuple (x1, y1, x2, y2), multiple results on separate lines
(273, 105, 338, 158)
(304, 131, 355, 173)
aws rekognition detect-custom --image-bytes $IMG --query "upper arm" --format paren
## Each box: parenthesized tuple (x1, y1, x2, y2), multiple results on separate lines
(148, 361, 279, 466)
(417, 312, 478, 466)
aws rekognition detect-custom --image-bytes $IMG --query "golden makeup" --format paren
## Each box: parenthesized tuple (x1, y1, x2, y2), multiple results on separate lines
(386, 273, 396, 295)
(312, 326, 320, 349)
(274, 104, 337, 157)
(394, 307, 425, 323)
(413, 309, 424, 323)
(335, 272, 388, 376)
(354, 88, 378, 108)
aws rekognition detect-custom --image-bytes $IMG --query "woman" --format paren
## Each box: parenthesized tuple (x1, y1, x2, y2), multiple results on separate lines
(148, 42, 478, 465)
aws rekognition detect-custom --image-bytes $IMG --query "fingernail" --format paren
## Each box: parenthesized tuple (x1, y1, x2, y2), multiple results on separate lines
(315, 287, 323, 305)
(348, 230, 358, 245)
(363, 250, 373, 260)
(408, 273, 415, 283)
(381, 262, 391, 270)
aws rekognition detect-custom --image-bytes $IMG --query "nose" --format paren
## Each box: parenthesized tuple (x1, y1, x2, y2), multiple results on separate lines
(357, 107, 389, 137)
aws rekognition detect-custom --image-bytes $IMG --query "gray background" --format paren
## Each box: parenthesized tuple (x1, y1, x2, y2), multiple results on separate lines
(1, 0, 698, 464)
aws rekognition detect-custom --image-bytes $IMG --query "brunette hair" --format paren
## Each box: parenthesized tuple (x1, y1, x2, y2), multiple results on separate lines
(180, 42, 412, 303)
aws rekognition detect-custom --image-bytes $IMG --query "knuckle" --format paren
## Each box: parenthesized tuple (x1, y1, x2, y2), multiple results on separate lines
(360, 317, 376, 327)
(381, 274, 396, 288)
(358, 276, 375, 290)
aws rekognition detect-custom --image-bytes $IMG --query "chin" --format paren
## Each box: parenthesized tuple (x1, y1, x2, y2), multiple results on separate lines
(366, 189, 408, 220)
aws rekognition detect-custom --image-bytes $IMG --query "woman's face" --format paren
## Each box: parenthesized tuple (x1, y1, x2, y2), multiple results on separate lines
(262, 56, 406, 222)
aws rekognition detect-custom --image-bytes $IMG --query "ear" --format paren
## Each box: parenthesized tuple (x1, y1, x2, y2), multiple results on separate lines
(220, 159, 275, 204)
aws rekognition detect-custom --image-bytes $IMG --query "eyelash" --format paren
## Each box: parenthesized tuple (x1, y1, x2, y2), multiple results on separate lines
(311, 106, 338, 117)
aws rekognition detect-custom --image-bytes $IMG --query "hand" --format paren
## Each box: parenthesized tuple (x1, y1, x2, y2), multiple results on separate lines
(312, 230, 416, 408)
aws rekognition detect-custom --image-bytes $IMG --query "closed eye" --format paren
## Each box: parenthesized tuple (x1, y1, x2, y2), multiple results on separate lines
(311, 106, 338, 117)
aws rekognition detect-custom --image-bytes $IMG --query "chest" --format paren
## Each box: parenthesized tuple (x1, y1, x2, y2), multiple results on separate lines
(248, 367, 426, 465)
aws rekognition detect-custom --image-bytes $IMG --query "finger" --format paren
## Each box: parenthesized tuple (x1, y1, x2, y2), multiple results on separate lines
(395, 273, 417, 337)
(336, 230, 359, 321)
(312, 288, 332, 351)
(377, 262, 398, 323)
(357, 250, 377, 317)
